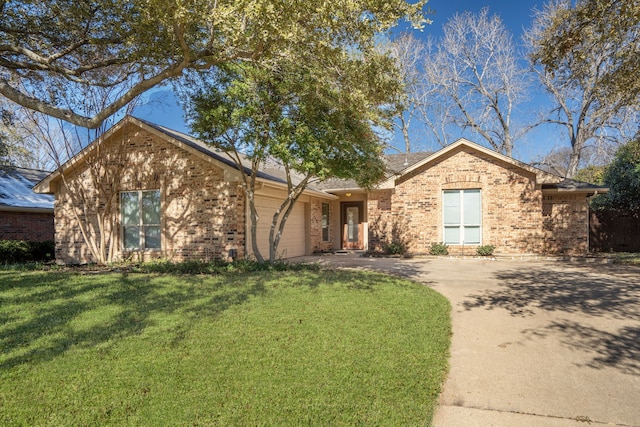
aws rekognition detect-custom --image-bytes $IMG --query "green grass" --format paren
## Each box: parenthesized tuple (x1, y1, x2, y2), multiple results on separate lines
(0, 268, 450, 426)
(610, 252, 640, 264)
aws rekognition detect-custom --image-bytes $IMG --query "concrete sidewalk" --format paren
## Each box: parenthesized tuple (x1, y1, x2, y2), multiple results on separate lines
(295, 254, 640, 427)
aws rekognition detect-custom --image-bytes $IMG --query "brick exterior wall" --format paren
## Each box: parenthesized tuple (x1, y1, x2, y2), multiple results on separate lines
(309, 198, 334, 253)
(367, 146, 589, 255)
(54, 125, 245, 264)
(541, 194, 589, 254)
(0, 211, 54, 242)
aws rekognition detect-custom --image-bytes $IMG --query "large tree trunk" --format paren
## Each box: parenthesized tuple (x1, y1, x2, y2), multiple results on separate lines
(246, 187, 264, 263)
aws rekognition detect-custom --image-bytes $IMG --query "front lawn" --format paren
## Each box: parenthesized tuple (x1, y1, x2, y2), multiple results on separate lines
(0, 268, 450, 426)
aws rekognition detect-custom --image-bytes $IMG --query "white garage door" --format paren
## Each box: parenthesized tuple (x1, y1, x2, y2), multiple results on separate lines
(254, 196, 306, 258)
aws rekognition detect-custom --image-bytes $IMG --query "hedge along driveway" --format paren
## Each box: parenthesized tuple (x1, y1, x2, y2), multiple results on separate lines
(0, 268, 450, 426)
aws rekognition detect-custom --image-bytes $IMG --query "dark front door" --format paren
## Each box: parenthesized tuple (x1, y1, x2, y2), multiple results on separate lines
(342, 202, 364, 250)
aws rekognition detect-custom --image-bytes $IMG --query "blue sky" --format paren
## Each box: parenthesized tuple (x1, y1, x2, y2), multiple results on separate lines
(134, 0, 557, 163)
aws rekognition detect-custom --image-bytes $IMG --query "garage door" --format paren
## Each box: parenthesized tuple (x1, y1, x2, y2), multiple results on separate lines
(254, 196, 306, 258)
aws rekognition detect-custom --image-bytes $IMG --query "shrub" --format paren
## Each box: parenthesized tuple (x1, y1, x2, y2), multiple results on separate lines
(476, 245, 496, 256)
(429, 242, 449, 256)
(0, 240, 55, 263)
(28, 241, 56, 261)
(135, 258, 320, 275)
(385, 240, 407, 255)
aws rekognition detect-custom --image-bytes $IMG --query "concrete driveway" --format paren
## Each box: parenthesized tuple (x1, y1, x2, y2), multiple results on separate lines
(299, 255, 640, 426)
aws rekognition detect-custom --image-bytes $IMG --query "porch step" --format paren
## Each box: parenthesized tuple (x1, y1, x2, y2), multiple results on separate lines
(334, 250, 367, 256)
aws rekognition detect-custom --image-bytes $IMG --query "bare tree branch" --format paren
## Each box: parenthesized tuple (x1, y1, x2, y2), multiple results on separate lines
(419, 8, 528, 156)
(525, 0, 639, 177)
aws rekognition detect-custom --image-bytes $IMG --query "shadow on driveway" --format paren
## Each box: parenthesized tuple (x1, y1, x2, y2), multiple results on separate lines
(463, 262, 640, 319)
(525, 320, 640, 375)
(462, 262, 640, 376)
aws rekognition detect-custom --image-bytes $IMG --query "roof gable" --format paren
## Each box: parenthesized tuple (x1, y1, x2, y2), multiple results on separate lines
(34, 116, 246, 194)
(33, 119, 604, 197)
(377, 138, 564, 189)
(33, 116, 332, 199)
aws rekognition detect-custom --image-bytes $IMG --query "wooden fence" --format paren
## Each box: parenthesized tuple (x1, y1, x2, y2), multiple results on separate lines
(589, 209, 640, 252)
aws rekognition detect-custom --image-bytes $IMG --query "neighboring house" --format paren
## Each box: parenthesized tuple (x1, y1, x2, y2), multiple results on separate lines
(0, 166, 54, 241)
(34, 116, 605, 264)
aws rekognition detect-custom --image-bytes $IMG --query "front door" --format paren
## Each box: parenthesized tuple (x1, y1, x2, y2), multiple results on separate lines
(342, 202, 364, 250)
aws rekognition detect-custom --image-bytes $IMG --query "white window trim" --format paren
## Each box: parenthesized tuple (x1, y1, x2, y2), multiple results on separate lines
(442, 189, 482, 245)
(121, 189, 161, 251)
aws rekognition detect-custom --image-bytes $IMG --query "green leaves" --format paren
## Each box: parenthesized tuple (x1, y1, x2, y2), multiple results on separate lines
(1, 0, 428, 128)
(530, 0, 640, 106)
(592, 137, 640, 210)
(188, 50, 397, 187)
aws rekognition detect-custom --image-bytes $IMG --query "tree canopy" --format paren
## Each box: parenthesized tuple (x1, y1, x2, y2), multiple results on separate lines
(187, 51, 398, 261)
(419, 9, 528, 156)
(524, 0, 638, 178)
(592, 137, 640, 210)
(0, 109, 11, 165)
(530, 0, 640, 107)
(0, 0, 427, 128)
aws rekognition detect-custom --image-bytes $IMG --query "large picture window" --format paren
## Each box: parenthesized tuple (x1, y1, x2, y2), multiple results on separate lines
(443, 189, 481, 245)
(322, 203, 330, 242)
(121, 190, 161, 250)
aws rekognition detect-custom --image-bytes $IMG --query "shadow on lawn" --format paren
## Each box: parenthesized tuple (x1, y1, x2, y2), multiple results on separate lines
(0, 269, 399, 370)
(309, 255, 433, 284)
(0, 272, 269, 370)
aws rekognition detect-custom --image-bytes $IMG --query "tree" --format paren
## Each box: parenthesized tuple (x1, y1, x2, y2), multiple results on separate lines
(531, 146, 574, 177)
(592, 137, 640, 210)
(573, 165, 606, 185)
(420, 8, 529, 156)
(14, 85, 142, 263)
(525, 0, 639, 178)
(0, 108, 13, 166)
(188, 56, 395, 262)
(387, 33, 427, 153)
(530, 0, 640, 107)
(0, 100, 59, 169)
(0, 0, 427, 129)
(532, 144, 613, 180)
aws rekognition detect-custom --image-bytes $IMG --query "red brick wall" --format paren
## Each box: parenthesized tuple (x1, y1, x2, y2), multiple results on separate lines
(0, 211, 54, 242)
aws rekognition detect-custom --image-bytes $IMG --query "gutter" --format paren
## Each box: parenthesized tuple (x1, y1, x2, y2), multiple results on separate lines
(0, 206, 54, 213)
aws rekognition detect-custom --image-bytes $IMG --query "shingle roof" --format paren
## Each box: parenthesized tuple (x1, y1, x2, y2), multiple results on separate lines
(313, 151, 432, 191)
(0, 166, 54, 210)
(138, 118, 436, 192)
(384, 152, 433, 174)
(136, 117, 309, 186)
(542, 179, 608, 192)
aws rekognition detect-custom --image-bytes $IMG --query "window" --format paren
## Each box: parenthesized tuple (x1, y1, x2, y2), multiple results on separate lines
(443, 189, 481, 245)
(121, 190, 161, 250)
(321, 203, 330, 242)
